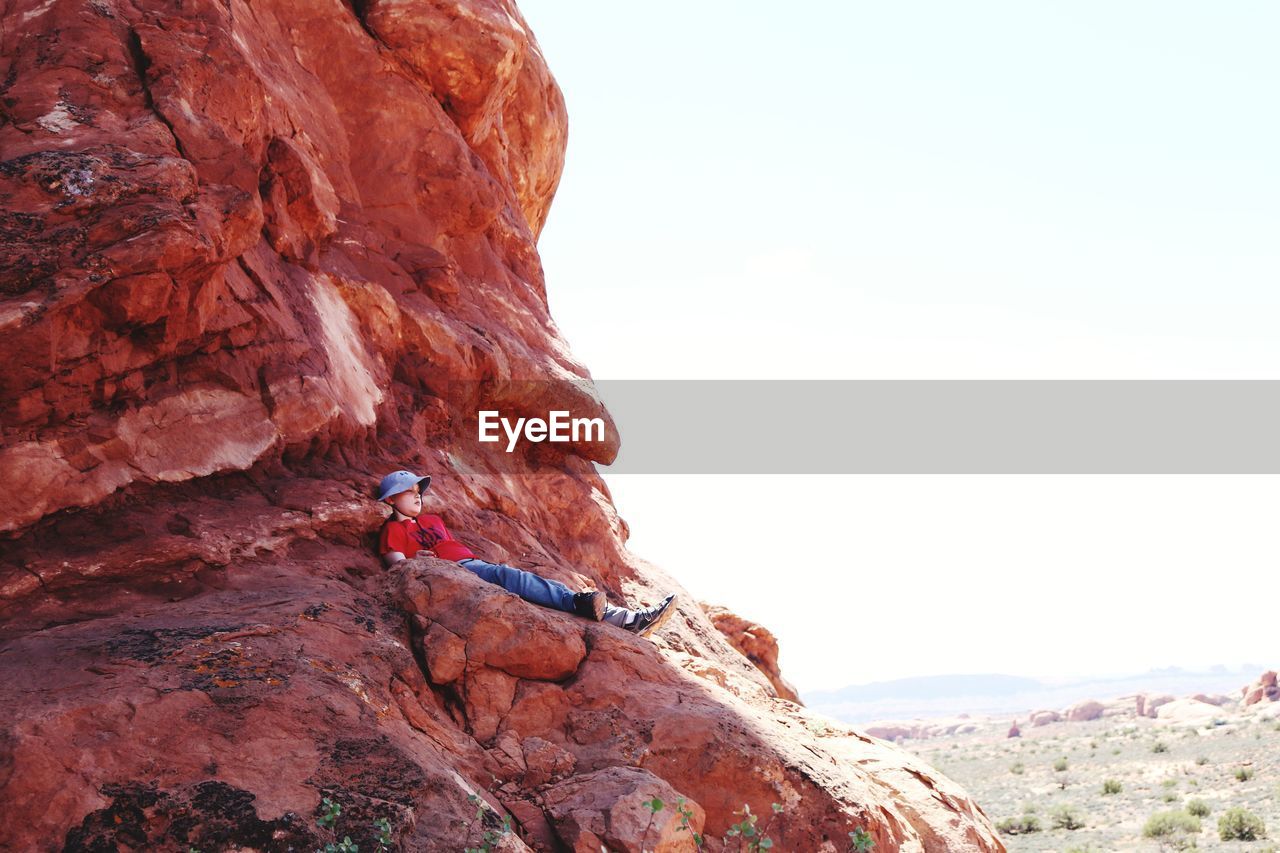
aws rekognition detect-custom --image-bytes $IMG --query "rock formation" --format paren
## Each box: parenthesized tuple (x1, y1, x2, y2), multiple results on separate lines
(700, 601, 801, 704)
(0, 0, 1004, 849)
(1240, 670, 1279, 707)
(1135, 693, 1176, 718)
(1028, 710, 1062, 727)
(1064, 700, 1104, 722)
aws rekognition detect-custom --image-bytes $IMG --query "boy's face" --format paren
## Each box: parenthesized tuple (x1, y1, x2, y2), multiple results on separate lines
(386, 486, 423, 518)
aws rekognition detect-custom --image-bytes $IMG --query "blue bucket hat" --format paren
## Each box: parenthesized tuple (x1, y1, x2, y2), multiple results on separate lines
(377, 470, 431, 502)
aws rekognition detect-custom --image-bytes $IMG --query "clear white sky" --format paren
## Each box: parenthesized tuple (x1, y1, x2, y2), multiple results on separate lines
(519, 1, 1280, 692)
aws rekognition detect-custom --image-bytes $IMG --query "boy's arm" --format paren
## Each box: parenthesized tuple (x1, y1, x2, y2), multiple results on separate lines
(379, 522, 408, 567)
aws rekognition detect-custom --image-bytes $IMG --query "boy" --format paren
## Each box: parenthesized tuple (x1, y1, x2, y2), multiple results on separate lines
(376, 470, 677, 637)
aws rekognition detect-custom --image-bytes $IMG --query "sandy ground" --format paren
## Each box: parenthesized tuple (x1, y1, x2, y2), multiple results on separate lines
(900, 706, 1279, 851)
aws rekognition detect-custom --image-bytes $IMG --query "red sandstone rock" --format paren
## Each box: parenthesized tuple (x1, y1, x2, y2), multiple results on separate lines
(1241, 670, 1279, 706)
(700, 600, 802, 704)
(1065, 700, 1105, 722)
(1007, 720, 1021, 738)
(1136, 693, 1176, 718)
(0, 0, 1004, 849)
(541, 765, 704, 852)
(1029, 710, 1062, 727)
(863, 718, 979, 742)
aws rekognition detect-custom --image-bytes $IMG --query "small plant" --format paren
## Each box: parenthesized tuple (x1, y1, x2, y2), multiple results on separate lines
(312, 796, 358, 853)
(309, 795, 394, 853)
(1009, 762, 1025, 775)
(848, 826, 876, 852)
(673, 796, 705, 849)
(1235, 765, 1256, 782)
(1162, 790, 1179, 803)
(1053, 756, 1069, 772)
(1101, 778, 1122, 795)
(373, 817, 393, 853)
(1195, 756, 1209, 766)
(1186, 799, 1211, 818)
(1050, 804, 1085, 831)
(994, 814, 1041, 835)
(318, 797, 341, 829)
(463, 793, 513, 853)
(1143, 810, 1202, 851)
(1218, 807, 1267, 841)
(640, 796, 664, 851)
(723, 802, 778, 851)
(1152, 740, 1170, 753)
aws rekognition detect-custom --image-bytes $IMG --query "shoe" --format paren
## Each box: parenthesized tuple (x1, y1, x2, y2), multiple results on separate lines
(572, 590, 607, 621)
(626, 593, 677, 637)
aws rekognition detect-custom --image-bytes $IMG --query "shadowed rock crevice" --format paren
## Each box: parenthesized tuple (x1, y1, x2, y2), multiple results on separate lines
(124, 24, 194, 165)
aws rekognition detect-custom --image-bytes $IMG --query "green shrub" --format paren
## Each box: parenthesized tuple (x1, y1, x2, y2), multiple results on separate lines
(1186, 799, 1211, 818)
(995, 815, 1041, 835)
(848, 826, 875, 852)
(1152, 740, 1170, 753)
(1053, 756, 1069, 772)
(1143, 810, 1202, 850)
(1235, 766, 1255, 782)
(463, 793, 512, 853)
(1009, 762, 1024, 775)
(1218, 807, 1267, 841)
(722, 802, 780, 852)
(1195, 756, 1209, 766)
(1051, 804, 1086, 831)
(1101, 779, 1122, 795)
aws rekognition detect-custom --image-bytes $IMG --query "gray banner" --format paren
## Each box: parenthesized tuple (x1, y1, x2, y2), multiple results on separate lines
(445, 380, 1280, 473)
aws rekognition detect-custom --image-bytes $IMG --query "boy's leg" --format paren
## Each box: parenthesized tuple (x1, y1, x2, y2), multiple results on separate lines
(602, 605, 634, 628)
(457, 558, 576, 613)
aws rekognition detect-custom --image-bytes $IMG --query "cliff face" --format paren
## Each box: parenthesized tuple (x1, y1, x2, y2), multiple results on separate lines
(0, 0, 1003, 850)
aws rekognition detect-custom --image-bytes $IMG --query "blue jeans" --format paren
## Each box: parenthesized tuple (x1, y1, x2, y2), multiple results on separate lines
(456, 558, 633, 627)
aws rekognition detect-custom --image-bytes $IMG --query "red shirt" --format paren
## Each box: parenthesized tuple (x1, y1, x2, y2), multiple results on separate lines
(379, 514, 477, 562)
